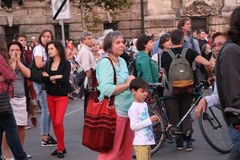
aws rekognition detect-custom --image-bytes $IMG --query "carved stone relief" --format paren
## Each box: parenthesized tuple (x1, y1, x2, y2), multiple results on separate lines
(181, 0, 218, 16)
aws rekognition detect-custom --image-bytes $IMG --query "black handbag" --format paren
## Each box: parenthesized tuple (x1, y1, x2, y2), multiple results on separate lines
(29, 58, 43, 83)
(74, 70, 86, 86)
(0, 85, 13, 116)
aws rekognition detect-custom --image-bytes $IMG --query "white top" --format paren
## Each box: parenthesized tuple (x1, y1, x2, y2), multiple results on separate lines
(75, 44, 96, 89)
(76, 44, 96, 71)
(33, 44, 47, 64)
(128, 101, 155, 145)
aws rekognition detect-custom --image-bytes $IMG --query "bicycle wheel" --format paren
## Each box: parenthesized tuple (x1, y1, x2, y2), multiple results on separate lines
(132, 108, 166, 159)
(150, 109, 166, 155)
(199, 105, 232, 154)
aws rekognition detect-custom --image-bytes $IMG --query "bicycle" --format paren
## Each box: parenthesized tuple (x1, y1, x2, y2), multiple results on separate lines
(142, 80, 232, 156)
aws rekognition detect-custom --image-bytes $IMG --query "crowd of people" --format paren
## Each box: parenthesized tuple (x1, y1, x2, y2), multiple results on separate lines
(0, 6, 240, 160)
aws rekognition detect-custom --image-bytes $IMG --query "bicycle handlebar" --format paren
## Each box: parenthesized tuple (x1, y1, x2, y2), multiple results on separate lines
(148, 83, 164, 88)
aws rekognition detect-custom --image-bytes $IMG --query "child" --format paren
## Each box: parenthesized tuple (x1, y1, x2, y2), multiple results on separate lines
(128, 78, 159, 160)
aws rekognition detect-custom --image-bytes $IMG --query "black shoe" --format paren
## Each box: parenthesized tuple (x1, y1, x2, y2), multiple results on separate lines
(48, 134, 57, 143)
(51, 148, 67, 156)
(41, 135, 57, 147)
(176, 145, 184, 151)
(186, 141, 193, 152)
(57, 152, 65, 158)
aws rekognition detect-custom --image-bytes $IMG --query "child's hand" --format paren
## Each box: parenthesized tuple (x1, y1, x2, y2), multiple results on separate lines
(150, 115, 158, 122)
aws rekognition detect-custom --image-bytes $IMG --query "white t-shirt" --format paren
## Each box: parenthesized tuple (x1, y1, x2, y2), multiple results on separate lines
(33, 44, 47, 64)
(128, 101, 155, 145)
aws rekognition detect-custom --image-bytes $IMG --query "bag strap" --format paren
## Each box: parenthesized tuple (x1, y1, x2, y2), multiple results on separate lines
(104, 57, 117, 85)
(189, 36, 196, 51)
(91, 57, 117, 106)
(104, 57, 116, 106)
(168, 48, 188, 59)
(167, 49, 176, 59)
(157, 52, 160, 73)
(181, 48, 188, 58)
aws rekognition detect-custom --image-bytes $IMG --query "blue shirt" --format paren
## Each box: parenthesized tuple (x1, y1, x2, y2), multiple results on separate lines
(151, 39, 160, 55)
(96, 57, 133, 117)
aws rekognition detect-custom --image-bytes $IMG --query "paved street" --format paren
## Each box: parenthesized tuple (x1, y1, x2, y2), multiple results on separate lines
(24, 99, 230, 160)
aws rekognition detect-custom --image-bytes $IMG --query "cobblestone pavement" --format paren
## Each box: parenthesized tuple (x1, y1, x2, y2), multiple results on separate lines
(24, 99, 229, 160)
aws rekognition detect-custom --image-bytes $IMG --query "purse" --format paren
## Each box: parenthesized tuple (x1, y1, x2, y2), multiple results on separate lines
(0, 85, 13, 116)
(74, 70, 86, 86)
(82, 57, 117, 153)
(29, 58, 43, 83)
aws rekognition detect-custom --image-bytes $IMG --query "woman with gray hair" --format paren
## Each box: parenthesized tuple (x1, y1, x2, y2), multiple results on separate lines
(96, 31, 135, 160)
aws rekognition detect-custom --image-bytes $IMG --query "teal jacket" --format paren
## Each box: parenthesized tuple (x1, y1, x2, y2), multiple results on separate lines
(135, 51, 158, 83)
(96, 57, 133, 117)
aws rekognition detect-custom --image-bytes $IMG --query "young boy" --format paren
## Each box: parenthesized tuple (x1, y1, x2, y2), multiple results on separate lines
(128, 78, 159, 160)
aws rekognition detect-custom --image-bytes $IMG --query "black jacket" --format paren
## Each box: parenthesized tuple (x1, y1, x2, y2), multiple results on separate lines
(42, 60, 72, 96)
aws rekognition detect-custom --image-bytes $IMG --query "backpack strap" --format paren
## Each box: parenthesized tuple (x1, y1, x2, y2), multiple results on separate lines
(167, 49, 176, 59)
(189, 36, 196, 51)
(180, 48, 188, 58)
(168, 48, 188, 59)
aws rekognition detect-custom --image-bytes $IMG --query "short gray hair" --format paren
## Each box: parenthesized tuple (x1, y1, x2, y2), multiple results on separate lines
(103, 31, 123, 53)
(79, 31, 93, 42)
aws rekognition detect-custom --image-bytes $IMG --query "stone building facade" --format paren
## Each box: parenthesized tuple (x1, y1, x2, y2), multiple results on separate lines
(0, 0, 239, 43)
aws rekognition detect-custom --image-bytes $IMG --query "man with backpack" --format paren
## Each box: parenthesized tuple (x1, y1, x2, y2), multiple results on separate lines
(161, 29, 213, 151)
(177, 18, 201, 86)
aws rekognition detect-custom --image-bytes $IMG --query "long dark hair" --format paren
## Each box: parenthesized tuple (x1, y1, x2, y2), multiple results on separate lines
(46, 41, 66, 61)
(228, 6, 240, 44)
(0, 34, 9, 63)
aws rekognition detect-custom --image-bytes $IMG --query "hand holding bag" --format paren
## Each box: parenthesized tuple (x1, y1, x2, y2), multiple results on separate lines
(0, 85, 13, 116)
(82, 57, 117, 153)
(29, 57, 43, 83)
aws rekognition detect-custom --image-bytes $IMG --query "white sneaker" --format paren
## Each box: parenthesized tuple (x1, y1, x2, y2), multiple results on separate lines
(3, 156, 15, 160)
(27, 154, 31, 159)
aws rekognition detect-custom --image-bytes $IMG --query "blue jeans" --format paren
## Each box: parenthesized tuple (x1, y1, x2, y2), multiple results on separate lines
(0, 114, 28, 160)
(33, 82, 51, 136)
(228, 127, 240, 160)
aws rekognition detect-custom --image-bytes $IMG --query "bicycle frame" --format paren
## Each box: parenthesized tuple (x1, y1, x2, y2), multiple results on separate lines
(149, 82, 207, 135)
(147, 81, 232, 155)
(176, 93, 201, 128)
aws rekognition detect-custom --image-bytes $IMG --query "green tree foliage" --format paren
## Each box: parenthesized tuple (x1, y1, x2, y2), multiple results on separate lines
(1, 0, 23, 9)
(76, 0, 131, 30)
(80, 0, 131, 11)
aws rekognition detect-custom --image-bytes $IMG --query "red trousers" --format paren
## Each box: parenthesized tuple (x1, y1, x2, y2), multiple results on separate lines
(47, 95, 68, 151)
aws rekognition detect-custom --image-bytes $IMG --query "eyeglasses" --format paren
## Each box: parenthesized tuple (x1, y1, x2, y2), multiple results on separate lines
(212, 42, 224, 49)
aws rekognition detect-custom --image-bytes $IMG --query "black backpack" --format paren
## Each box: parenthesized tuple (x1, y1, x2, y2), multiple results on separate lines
(128, 53, 138, 77)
